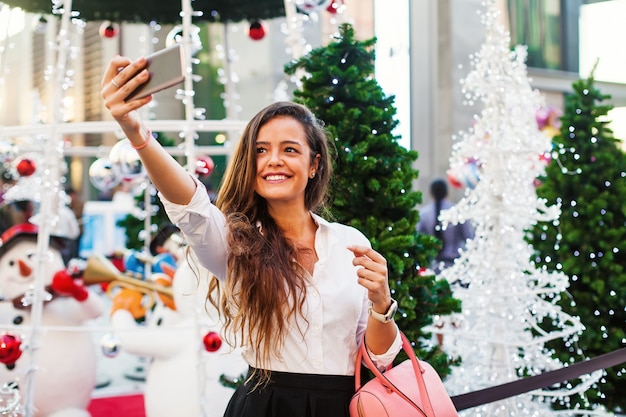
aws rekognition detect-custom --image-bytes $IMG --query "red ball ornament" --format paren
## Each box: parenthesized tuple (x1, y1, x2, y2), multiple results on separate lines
(0, 333, 23, 369)
(248, 19, 267, 41)
(99, 21, 119, 39)
(16, 157, 36, 177)
(446, 170, 463, 189)
(418, 267, 434, 276)
(203, 331, 222, 352)
(195, 156, 215, 178)
(326, 0, 343, 14)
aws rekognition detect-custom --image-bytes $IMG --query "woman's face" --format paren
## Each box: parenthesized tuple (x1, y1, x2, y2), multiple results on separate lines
(254, 116, 319, 208)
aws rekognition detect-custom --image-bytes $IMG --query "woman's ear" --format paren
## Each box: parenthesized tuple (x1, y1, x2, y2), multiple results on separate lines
(311, 154, 321, 177)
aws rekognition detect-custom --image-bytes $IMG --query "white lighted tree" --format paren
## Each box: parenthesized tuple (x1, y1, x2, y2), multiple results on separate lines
(437, 2, 605, 416)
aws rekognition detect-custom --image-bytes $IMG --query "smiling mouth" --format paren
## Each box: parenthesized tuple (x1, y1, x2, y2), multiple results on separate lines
(265, 175, 289, 181)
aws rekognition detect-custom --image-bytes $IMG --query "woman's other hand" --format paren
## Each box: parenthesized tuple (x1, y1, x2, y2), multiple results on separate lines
(348, 245, 391, 312)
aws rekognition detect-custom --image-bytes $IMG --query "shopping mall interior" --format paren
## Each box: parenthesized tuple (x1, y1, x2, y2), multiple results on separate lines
(0, 1, 624, 417)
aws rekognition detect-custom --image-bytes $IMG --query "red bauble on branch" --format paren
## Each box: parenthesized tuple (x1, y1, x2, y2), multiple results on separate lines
(203, 331, 222, 352)
(99, 21, 119, 38)
(248, 19, 267, 41)
(195, 156, 215, 178)
(15, 157, 36, 177)
(326, 0, 343, 14)
(0, 333, 23, 369)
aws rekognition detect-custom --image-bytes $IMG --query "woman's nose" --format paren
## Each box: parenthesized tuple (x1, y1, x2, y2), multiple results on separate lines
(268, 150, 283, 165)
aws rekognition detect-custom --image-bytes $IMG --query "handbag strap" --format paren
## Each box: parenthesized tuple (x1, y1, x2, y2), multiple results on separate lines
(355, 331, 435, 417)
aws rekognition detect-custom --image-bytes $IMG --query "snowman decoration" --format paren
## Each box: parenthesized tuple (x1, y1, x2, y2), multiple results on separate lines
(109, 225, 248, 417)
(0, 222, 105, 417)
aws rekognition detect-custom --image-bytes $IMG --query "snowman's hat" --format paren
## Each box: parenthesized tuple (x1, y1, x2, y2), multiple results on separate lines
(149, 223, 180, 256)
(0, 223, 67, 259)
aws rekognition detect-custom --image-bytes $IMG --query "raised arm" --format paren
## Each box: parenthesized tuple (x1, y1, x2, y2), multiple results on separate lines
(101, 55, 196, 205)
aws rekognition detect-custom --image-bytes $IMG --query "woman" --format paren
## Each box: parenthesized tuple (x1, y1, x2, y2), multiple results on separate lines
(101, 55, 401, 417)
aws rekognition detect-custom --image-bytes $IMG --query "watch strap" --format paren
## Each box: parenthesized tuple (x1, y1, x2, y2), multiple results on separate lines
(368, 298, 398, 323)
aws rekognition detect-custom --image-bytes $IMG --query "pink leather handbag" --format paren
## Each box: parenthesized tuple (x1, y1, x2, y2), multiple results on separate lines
(350, 331, 459, 417)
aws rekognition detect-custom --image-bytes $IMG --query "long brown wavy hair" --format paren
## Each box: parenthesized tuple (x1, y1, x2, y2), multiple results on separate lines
(208, 101, 334, 383)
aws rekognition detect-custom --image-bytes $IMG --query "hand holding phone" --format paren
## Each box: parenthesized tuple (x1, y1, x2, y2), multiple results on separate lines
(125, 44, 185, 101)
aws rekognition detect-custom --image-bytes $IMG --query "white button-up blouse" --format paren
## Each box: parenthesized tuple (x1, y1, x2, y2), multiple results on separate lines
(160, 177, 401, 375)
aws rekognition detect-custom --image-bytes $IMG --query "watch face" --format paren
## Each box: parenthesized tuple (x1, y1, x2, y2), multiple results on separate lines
(368, 299, 398, 322)
(385, 300, 398, 320)
(388, 302, 398, 317)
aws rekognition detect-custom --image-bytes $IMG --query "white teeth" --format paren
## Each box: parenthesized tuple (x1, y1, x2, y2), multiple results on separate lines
(266, 175, 287, 181)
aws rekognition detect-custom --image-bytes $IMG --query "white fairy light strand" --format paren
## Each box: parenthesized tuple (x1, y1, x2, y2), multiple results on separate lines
(18, 0, 75, 414)
(283, 0, 307, 60)
(217, 22, 244, 145)
(282, 0, 309, 87)
(178, 0, 201, 176)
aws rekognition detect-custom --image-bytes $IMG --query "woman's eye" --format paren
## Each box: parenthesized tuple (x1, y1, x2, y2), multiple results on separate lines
(256, 147, 266, 154)
(285, 147, 297, 153)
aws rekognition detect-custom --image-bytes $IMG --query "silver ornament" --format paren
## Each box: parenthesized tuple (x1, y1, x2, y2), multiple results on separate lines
(88, 158, 121, 191)
(99, 333, 121, 358)
(109, 139, 146, 182)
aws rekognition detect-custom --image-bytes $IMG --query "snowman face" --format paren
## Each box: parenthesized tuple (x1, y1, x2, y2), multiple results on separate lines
(0, 238, 65, 301)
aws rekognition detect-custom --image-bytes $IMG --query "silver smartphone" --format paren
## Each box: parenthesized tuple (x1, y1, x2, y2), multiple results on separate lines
(125, 43, 185, 101)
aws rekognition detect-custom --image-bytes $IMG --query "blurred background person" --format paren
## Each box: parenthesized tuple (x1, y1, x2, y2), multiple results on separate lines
(417, 178, 474, 274)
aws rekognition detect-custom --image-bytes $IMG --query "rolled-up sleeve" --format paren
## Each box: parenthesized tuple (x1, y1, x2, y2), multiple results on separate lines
(366, 324, 402, 371)
(159, 176, 230, 280)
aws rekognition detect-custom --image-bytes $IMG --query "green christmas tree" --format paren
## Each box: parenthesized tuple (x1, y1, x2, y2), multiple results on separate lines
(530, 67, 626, 412)
(285, 23, 460, 375)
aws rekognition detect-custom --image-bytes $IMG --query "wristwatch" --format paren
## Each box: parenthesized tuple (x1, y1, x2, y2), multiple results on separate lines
(368, 298, 398, 323)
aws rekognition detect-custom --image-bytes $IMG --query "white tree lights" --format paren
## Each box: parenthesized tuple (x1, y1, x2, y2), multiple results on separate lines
(436, 1, 605, 416)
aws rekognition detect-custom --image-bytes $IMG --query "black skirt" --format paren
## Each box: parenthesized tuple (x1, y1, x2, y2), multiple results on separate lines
(223, 368, 355, 417)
